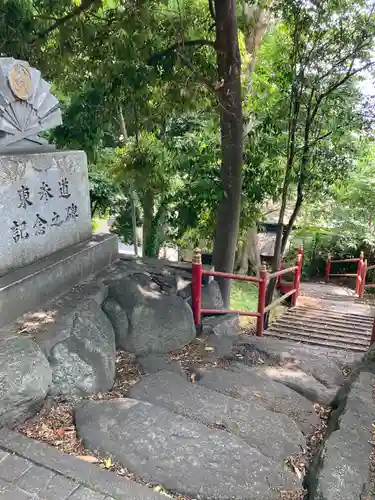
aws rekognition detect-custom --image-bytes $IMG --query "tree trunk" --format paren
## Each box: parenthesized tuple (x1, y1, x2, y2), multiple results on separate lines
(142, 190, 154, 257)
(242, 1, 274, 139)
(236, 236, 249, 275)
(212, 0, 244, 307)
(281, 194, 303, 255)
(247, 225, 261, 275)
(237, 225, 261, 276)
(118, 106, 138, 256)
(264, 25, 303, 315)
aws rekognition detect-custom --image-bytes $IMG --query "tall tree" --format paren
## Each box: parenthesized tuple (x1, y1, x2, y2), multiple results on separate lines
(211, 0, 244, 306)
(265, 0, 375, 309)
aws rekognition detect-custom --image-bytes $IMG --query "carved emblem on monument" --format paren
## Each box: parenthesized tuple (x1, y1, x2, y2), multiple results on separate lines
(0, 57, 62, 151)
(8, 62, 32, 101)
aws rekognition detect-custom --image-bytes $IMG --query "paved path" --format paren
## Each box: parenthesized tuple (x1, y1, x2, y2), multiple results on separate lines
(0, 429, 160, 500)
(265, 281, 375, 352)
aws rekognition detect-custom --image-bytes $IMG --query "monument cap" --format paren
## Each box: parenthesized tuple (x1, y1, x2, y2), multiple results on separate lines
(0, 58, 62, 152)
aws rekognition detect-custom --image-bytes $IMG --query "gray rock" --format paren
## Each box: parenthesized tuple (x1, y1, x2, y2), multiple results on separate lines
(244, 336, 344, 387)
(313, 371, 375, 500)
(202, 314, 240, 338)
(108, 274, 162, 313)
(108, 276, 195, 355)
(200, 332, 235, 361)
(198, 366, 320, 435)
(46, 298, 116, 396)
(201, 280, 224, 310)
(237, 364, 337, 406)
(102, 297, 129, 349)
(136, 354, 184, 375)
(232, 341, 272, 365)
(0, 336, 52, 427)
(128, 370, 305, 462)
(185, 280, 224, 310)
(75, 399, 298, 500)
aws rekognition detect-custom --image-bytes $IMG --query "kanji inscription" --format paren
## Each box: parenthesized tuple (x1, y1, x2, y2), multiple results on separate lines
(0, 150, 92, 276)
(10, 178, 81, 241)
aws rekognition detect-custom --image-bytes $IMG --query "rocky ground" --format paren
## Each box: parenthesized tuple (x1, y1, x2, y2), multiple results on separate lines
(0, 256, 373, 499)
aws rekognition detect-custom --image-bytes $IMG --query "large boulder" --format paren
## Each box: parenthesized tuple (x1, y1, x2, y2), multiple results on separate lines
(0, 336, 52, 427)
(198, 365, 321, 435)
(107, 275, 195, 355)
(128, 370, 305, 462)
(201, 280, 224, 310)
(102, 297, 129, 349)
(235, 363, 337, 406)
(182, 280, 224, 310)
(136, 354, 184, 376)
(75, 399, 299, 500)
(34, 284, 116, 397)
(242, 336, 344, 387)
(312, 371, 375, 499)
(202, 314, 240, 338)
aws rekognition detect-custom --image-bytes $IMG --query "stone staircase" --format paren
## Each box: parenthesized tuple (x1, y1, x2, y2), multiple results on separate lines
(265, 282, 374, 352)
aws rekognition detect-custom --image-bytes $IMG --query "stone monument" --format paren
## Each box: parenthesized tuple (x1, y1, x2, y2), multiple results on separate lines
(0, 58, 118, 327)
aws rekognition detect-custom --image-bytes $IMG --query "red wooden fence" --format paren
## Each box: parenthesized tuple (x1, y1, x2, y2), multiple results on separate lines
(191, 248, 303, 336)
(361, 260, 375, 298)
(325, 251, 364, 296)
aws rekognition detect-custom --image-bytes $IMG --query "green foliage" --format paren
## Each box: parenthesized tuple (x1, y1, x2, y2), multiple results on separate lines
(288, 141, 375, 277)
(2, 0, 375, 269)
(111, 199, 142, 245)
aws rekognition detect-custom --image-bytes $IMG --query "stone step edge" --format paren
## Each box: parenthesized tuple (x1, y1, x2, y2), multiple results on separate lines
(285, 313, 373, 329)
(273, 316, 371, 334)
(287, 310, 373, 326)
(267, 326, 370, 347)
(0, 429, 162, 500)
(291, 306, 374, 322)
(271, 322, 371, 341)
(264, 331, 367, 352)
(287, 308, 373, 322)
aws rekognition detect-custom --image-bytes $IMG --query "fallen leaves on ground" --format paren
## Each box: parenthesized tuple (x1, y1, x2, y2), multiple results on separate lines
(16, 349, 193, 500)
(278, 489, 306, 500)
(168, 336, 233, 375)
(17, 400, 84, 455)
(89, 350, 142, 400)
(284, 403, 330, 493)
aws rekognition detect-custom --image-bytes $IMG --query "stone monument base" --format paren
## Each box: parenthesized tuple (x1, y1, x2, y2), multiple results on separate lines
(0, 233, 118, 329)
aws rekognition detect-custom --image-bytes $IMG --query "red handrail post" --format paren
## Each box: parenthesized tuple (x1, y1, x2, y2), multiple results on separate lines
(256, 264, 268, 336)
(292, 249, 303, 307)
(325, 254, 331, 284)
(360, 258, 367, 299)
(355, 251, 364, 296)
(191, 248, 203, 330)
(371, 317, 375, 346)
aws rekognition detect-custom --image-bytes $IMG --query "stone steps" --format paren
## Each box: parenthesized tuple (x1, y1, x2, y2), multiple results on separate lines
(128, 370, 305, 462)
(291, 305, 373, 323)
(72, 334, 349, 500)
(265, 330, 367, 352)
(75, 398, 300, 500)
(267, 324, 370, 346)
(265, 285, 373, 352)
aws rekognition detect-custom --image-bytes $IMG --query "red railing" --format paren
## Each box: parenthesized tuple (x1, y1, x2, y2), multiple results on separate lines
(191, 248, 303, 337)
(359, 260, 375, 298)
(325, 251, 364, 296)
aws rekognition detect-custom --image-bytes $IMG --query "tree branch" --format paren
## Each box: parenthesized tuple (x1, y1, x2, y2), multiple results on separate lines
(312, 60, 375, 121)
(149, 39, 215, 64)
(176, 51, 217, 94)
(37, 0, 97, 39)
(208, 0, 216, 21)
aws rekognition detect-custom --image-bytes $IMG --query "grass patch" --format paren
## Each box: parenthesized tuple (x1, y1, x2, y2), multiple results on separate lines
(230, 279, 287, 331)
(230, 280, 259, 329)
